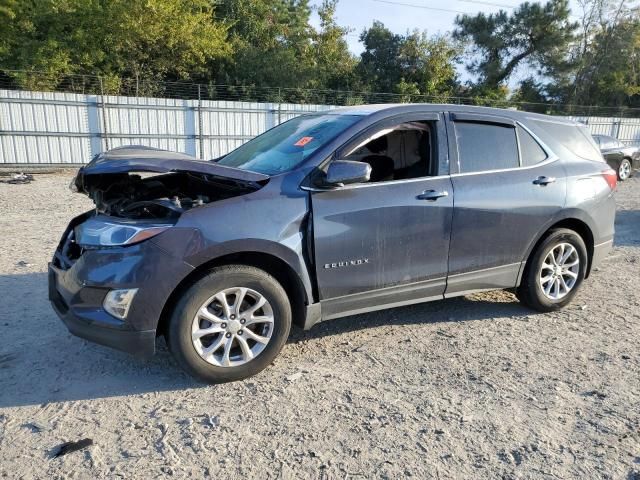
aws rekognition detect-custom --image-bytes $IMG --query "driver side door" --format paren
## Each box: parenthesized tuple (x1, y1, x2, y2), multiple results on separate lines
(309, 112, 454, 319)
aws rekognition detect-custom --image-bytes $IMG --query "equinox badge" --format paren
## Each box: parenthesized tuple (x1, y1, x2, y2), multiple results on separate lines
(324, 258, 370, 269)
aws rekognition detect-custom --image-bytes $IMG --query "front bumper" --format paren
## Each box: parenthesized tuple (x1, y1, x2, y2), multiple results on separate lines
(49, 263, 156, 357)
(49, 263, 156, 358)
(48, 217, 194, 358)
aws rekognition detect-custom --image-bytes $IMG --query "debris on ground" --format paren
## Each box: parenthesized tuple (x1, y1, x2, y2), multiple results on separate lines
(50, 438, 94, 458)
(0, 173, 35, 184)
(23, 422, 47, 433)
(285, 372, 304, 382)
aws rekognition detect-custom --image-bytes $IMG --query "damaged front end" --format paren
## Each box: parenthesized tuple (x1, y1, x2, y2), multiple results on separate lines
(49, 145, 271, 358)
(73, 145, 269, 221)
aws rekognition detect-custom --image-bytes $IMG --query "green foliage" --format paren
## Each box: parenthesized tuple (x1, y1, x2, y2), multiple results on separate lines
(558, 3, 640, 108)
(3, 0, 230, 91)
(454, 0, 577, 90)
(1, 0, 639, 110)
(358, 21, 461, 99)
(214, 0, 315, 90)
(0, 0, 18, 58)
(511, 77, 552, 113)
(311, 0, 357, 91)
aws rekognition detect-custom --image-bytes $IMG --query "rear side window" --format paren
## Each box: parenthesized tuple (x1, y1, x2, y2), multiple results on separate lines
(532, 120, 602, 162)
(455, 122, 519, 173)
(517, 126, 548, 166)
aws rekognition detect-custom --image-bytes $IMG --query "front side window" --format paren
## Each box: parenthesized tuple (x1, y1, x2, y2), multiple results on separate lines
(217, 114, 361, 175)
(341, 121, 436, 182)
(455, 122, 519, 173)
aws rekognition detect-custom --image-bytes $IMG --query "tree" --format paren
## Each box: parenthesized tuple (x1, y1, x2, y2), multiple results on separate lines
(551, 0, 640, 108)
(358, 21, 404, 93)
(0, 0, 17, 59)
(357, 21, 460, 98)
(571, 14, 640, 107)
(214, 0, 316, 91)
(311, 0, 357, 91)
(454, 0, 577, 93)
(397, 31, 460, 98)
(2, 0, 230, 92)
(511, 77, 551, 112)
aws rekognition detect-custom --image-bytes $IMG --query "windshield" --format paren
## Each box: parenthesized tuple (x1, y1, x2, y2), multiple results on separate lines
(217, 114, 361, 174)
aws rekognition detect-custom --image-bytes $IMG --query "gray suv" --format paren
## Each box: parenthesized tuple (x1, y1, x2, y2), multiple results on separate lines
(49, 105, 617, 383)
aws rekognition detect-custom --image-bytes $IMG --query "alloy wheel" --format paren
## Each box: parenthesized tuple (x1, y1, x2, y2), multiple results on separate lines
(538, 242, 580, 300)
(191, 287, 274, 367)
(619, 160, 631, 180)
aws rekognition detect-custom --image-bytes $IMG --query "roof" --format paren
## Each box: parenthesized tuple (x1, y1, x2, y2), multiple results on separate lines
(326, 103, 578, 125)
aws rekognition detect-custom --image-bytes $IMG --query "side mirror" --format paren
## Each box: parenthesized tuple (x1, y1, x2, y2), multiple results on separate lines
(325, 160, 371, 186)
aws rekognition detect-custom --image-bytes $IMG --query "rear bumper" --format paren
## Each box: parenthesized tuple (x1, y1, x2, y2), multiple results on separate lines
(49, 264, 156, 358)
(591, 239, 613, 272)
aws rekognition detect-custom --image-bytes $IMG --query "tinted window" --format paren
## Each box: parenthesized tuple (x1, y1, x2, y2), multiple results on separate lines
(533, 121, 602, 161)
(598, 135, 616, 148)
(455, 122, 519, 173)
(218, 114, 361, 174)
(518, 126, 548, 166)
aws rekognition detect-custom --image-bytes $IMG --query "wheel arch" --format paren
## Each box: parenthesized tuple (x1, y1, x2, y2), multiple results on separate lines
(157, 250, 312, 336)
(520, 216, 595, 284)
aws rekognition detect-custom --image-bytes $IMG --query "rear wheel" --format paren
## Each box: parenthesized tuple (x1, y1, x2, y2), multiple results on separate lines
(618, 158, 632, 181)
(167, 265, 291, 383)
(517, 229, 588, 312)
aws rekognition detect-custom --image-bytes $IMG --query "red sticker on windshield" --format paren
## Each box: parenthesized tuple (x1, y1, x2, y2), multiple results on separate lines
(294, 136, 313, 147)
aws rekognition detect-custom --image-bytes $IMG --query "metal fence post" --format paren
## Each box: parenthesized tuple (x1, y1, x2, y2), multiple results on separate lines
(277, 87, 283, 125)
(99, 76, 110, 151)
(197, 84, 204, 159)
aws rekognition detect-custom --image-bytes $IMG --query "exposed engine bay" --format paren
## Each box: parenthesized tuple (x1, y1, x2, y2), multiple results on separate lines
(80, 171, 264, 220)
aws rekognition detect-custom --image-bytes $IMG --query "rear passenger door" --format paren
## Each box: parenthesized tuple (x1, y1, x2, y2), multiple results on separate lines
(445, 112, 566, 295)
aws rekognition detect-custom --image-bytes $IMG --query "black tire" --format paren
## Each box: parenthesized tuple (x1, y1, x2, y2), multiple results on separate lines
(618, 158, 632, 181)
(166, 265, 291, 383)
(517, 228, 588, 312)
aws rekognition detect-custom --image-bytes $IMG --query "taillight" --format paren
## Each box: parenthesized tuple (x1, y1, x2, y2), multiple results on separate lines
(601, 169, 617, 191)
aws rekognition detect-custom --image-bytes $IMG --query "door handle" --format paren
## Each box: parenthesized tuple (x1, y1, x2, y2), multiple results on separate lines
(417, 190, 449, 201)
(533, 176, 556, 186)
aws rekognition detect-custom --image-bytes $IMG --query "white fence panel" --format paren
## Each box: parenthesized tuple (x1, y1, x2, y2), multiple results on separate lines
(0, 90, 92, 164)
(1, 88, 638, 165)
(568, 116, 640, 145)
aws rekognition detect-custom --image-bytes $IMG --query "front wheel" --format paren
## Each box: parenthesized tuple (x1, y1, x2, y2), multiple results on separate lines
(167, 265, 291, 383)
(618, 158, 632, 181)
(517, 229, 588, 312)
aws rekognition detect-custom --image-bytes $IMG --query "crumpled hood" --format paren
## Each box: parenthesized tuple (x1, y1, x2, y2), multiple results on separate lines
(75, 145, 269, 192)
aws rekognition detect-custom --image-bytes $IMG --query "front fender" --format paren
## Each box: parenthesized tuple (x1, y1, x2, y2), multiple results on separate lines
(150, 229, 314, 305)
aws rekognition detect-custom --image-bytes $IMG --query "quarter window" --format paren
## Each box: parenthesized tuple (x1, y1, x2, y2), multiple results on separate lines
(518, 126, 548, 166)
(455, 122, 519, 173)
(532, 120, 602, 162)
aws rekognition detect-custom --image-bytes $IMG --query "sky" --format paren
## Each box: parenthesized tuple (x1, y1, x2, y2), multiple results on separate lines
(308, 0, 583, 85)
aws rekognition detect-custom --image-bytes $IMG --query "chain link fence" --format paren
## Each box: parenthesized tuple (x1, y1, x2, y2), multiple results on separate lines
(3, 69, 640, 118)
(1, 70, 640, 166)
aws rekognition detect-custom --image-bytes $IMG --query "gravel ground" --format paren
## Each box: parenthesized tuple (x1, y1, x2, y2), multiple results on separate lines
(0, 173, 639, 479)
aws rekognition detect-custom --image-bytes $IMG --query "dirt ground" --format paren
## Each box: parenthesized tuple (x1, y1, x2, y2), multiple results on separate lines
(0, 172, 638, 479)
